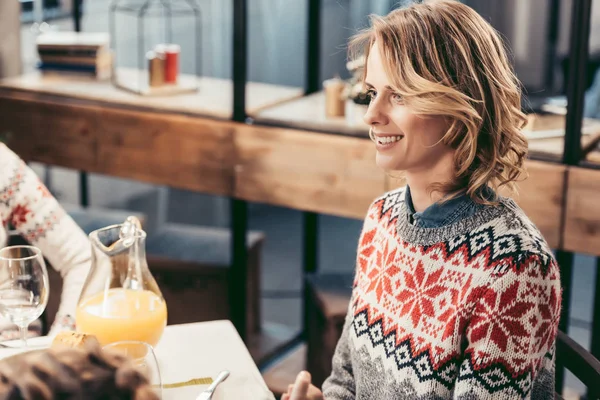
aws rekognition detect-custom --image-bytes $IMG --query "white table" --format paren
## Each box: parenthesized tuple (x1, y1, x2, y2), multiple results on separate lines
(0, 320, 275, 400)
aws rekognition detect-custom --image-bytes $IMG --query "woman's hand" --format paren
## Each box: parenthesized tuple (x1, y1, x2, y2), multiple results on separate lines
(281, 371, 323, 400)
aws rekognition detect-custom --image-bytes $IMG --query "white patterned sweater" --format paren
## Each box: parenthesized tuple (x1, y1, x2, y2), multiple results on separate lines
(322, 187, 562, 399)
(0, 144, 91, 338)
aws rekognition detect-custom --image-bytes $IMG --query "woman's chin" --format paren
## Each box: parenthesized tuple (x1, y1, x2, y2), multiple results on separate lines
(375, 153, 405, 172)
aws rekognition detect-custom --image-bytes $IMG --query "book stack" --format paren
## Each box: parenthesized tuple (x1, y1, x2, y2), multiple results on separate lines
(36, 32, 112, 80)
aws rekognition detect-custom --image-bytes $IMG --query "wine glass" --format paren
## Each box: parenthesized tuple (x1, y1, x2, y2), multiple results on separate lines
(0, 246, 49, 348)
(103, 341, 163, 399)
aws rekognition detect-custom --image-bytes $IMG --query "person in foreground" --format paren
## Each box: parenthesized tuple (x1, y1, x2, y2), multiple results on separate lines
(0, 143, 91, 339)
(0, 344, 158, 399)
(285, 0, 562, 399)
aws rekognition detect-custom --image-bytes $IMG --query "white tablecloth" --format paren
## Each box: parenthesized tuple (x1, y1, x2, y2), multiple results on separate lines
(0, 320, 275, 400)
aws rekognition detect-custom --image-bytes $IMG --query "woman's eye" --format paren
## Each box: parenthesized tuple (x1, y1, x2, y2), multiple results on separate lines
(391, 93, 403, 103)
(366, 89, 377, 99)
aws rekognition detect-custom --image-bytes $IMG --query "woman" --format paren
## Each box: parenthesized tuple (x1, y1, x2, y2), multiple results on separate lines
(0, 143, 90, 339)
(284, 1, 561, 399)
(0, 343, 158, 399)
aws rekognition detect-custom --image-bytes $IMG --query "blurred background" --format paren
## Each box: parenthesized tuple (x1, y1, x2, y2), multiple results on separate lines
(1, 1, 600, 399)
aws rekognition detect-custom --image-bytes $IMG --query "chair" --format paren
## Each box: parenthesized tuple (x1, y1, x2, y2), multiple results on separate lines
(305, 272, 354, 387)
(555, 330, 600, 400)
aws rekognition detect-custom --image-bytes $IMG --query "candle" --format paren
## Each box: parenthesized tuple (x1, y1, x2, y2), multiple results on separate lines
(154, 44, 179, 84)
(164, 44, 180, 84)
(323, 76, 347, 117)
(147, 50, 165, 87)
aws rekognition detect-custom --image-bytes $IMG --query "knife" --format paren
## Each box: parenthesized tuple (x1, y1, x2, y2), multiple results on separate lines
(196, 370, 230, 400)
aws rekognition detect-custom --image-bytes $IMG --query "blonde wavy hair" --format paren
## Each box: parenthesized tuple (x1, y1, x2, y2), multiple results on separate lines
(350, 0, 529, 204)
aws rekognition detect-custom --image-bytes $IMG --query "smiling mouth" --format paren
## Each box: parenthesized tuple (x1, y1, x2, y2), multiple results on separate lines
(375, 135, 404, 145)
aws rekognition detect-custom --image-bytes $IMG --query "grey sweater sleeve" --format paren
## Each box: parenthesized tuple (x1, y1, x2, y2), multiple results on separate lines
(321, 303, 356, 399)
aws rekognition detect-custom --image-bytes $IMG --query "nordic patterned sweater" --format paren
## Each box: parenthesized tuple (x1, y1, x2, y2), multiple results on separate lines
(0, 144, 91, 338)
(322, 187, 562, 399)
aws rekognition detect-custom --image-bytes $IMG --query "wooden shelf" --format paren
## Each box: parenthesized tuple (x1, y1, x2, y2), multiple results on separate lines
(0, 70, 303, 120)
(251, 91, 369, 137)
(252, 91, 600, 163)
(521, 113, 600, 161)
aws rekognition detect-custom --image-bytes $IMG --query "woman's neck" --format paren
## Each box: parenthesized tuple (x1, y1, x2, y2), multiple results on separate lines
(406, 178, 442, 212)
(405, 156, 456, 213)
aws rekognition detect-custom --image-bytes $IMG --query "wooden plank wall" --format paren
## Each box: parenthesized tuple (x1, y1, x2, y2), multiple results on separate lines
(0, 92, 235, 196)
(234, 125, 384, 219)
(564, 167, 600, 254)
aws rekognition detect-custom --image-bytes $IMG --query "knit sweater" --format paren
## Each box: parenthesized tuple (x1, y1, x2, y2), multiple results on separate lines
(0, 144, 91, 337)
(322, 187, 561, 399)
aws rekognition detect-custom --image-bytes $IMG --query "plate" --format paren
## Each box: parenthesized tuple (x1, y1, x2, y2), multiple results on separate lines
(0, 336, 52, 361)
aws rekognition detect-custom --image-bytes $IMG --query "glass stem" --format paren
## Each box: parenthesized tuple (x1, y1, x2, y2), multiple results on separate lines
(19, 325, 27, 348)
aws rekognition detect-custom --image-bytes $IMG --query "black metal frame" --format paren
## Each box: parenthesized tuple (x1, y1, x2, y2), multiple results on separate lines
(555, 0, 593, 394)
(592, 257, 600, 362)
(544, 0, 560, 93)
(301, 0, 322, 346)
(230, 0, 248, 341)
(73, 0, 88, 208)
(587, 256, 600, 400)
(73, 0, 81, 32)
(563, 0, 592, 166)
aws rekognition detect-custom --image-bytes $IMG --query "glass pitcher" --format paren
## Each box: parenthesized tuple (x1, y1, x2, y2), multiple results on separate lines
(75, 216, 167, 347)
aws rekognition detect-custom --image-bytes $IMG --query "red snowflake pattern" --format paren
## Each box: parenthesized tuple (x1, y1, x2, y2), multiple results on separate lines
(10, 204, 31, 228)
(37, 180, 52, 198)
(395, 260, 445, 328)
(366, 239, 399, 302)
(469, 281, 535, 353)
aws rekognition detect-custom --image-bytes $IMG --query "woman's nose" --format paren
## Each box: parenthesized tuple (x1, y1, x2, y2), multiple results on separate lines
(363, 98, 388, 127)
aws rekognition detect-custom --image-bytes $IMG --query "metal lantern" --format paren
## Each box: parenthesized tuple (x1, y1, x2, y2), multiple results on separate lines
(109, 0, 202, 96)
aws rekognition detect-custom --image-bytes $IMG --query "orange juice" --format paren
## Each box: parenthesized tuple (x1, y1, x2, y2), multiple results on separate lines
(76, 288, 167, 346)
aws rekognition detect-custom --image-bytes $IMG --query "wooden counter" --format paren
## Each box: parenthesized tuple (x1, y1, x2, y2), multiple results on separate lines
(564, 167, 600, 253)
(252, 92, 600, 164)
(249, 91, 369, 137)
(0, 71, 304, 120)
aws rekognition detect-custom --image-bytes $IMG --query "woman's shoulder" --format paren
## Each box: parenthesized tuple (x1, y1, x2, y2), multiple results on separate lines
(486, 197, 557, 274)
(366, 186, 407, 221)
(0, 142, 20, 160)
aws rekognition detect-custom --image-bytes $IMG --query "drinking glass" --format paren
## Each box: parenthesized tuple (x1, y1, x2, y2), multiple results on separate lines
(103, 341, 163, 399)
(0, 245, 49, 348)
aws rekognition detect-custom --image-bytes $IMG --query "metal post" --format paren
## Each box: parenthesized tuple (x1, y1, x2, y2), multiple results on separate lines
(230, 0, 248, 341)
(563, 0, 592, 165)
(232, 0, 247, 122)
(589, 257, 600, 399)
(79, 170, 89, 207)
(301, 0, 322, 353)
(303, 212, 319, 274)
(544, 0, 560, 92)
(303, 0, 321, 273)
(592, 256, 600, 359)
(302, 211, 318, 345)
(305, 0, 321, 94)
(73, 0, 82, 33)
(230, 199, 248, 341)
(73, 0, 88, 207)
(556, 0, 592, 394)
(555, 250, 574, 394)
